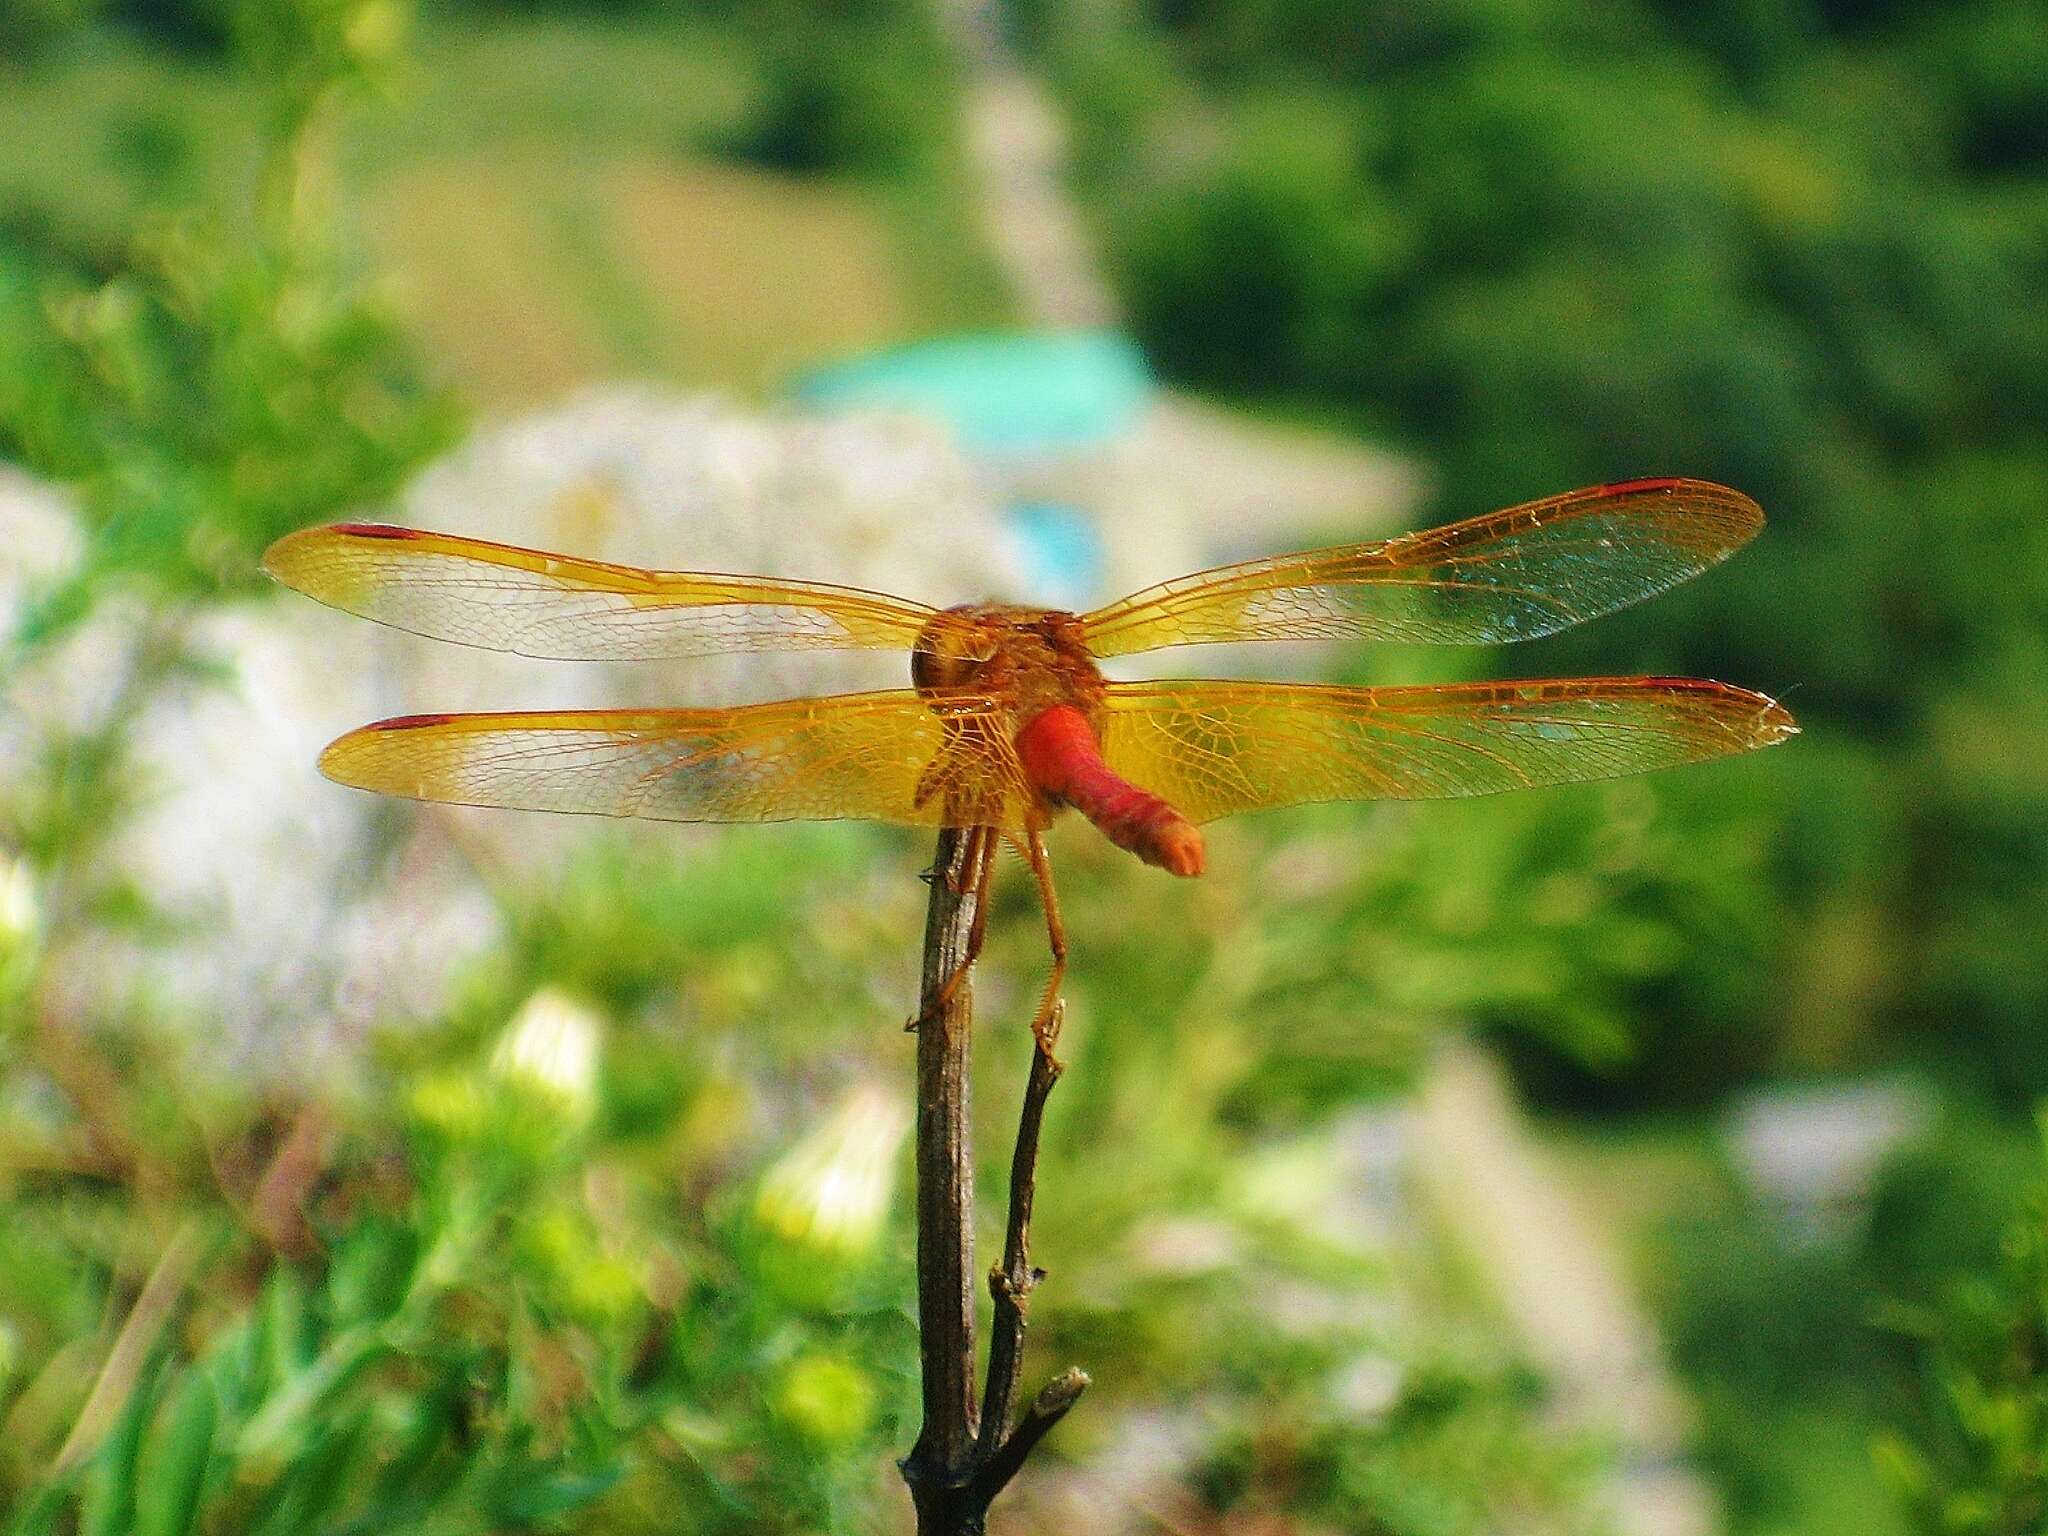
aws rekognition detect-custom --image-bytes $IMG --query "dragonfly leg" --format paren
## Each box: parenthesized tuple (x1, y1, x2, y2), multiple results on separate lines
(924, 828, 984, 895)
(906, 826, 996, 1032)
(1019, 827, 1069, 1061)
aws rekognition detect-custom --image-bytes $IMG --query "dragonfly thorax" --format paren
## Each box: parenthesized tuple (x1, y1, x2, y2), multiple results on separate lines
(910, 604, 1106, 729)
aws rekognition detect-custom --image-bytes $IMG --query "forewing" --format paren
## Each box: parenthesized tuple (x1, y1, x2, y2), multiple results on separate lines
(318, 690, 1033, 829)
(1081, 479, 1761, 656)
(1100, 677, 1796, 823)
(263, 523, 938, 659)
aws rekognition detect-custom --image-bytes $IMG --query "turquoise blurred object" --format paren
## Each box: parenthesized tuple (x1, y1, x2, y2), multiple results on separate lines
(792, 330, 1153, 454)
(1003, 501, 1107, 609)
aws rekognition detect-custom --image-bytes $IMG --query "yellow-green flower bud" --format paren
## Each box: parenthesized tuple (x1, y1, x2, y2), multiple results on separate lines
(407, 1067, 487, 1142)
(774, 1353, 876, 1447)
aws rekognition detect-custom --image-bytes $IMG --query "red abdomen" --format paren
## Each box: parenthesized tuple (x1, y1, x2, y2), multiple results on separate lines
(1014, 706, 1204, 877)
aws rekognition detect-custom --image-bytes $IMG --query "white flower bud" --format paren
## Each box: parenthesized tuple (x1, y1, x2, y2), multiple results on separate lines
(489, 987, 603, 1126)
(755, 1083, 911, 1259)
(0, 854, 39, 957)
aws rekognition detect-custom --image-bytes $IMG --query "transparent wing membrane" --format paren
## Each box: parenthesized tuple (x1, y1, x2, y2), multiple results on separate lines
(263, 523, 938, 660)
(1081, 479, 1761, 656)
(317, 691, 1036, 830)
(1100, 676, 1796, 824)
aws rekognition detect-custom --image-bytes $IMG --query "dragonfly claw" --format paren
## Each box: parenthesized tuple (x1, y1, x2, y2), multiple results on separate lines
(1029, 998, 1067, 1068)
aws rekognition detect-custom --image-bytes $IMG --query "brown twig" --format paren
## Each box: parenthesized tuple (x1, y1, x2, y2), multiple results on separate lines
(977, 1006, 1064, 1458)
(906, 826, 987, 1497)
(901, 828, 1089, 1536)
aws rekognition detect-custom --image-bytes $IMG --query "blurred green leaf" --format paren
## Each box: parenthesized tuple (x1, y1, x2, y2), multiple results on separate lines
(482, 1462, 626, 1523)
(79, 1354, 161, 1536)
(136, 1372, 217, 1536)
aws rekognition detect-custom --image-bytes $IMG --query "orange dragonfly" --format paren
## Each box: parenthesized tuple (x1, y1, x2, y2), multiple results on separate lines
(264, 477, 1795, 1042)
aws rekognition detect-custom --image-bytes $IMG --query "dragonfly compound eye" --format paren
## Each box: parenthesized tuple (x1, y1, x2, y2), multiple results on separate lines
(912, 613, 996, 693)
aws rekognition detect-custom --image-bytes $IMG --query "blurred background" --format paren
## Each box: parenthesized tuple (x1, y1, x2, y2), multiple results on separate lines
(2, 0, 2045, 1531)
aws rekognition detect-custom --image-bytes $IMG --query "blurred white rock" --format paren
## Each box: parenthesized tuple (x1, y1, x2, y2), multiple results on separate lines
(0, 466, 82, 601)
(3, 390, 1024, 1073)
(113, 597, 500, 1068)
(384, 386, 1023, 718)
(0, 466, 121, 762)
(1723, 1077, 1933, 1243)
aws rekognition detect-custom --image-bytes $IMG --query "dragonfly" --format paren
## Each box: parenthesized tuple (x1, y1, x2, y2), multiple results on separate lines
(264, 476, 1795, 1044)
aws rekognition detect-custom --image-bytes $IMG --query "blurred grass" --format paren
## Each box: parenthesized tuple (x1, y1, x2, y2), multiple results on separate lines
(0, 39, 258, 249)
(367, 148, 920, 402)
(361, 145, 921, 400)
(350, 17, 756, 161)
(0, 14, 1010, 407)
(364, 149, 619, 401)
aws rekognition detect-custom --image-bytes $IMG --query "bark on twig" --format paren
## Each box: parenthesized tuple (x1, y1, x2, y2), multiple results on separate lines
(901, 828, 1088, 1536)
(907, 827, 985, 1490)
(978, 1011, 1063, 1458)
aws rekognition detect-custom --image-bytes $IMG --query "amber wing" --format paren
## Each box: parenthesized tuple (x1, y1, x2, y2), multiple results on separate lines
(262, 524, 939, 660)
(1099, 677, 1796, 824)
(318, 691, 1036, 830)
(1081, 479, 1761, 657)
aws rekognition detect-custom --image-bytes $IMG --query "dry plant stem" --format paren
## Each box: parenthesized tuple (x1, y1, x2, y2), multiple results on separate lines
(977, 1001, 1062, 1458)
(251, 1106, 329, 1256)
(54, 1219, 210, 1471)
(903, 827, 1089, 1536)
(908, 825, 989, 1489)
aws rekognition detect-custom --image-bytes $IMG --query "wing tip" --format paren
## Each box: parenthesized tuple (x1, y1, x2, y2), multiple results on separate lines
(318, 718, 445, 797)
(257, 527, 309, 585)
(261, 522, 420, 587)
(315, 730, 370, 789)
(1754, 692, 1800, 746)
(1737, 690, 1799, 748)
(1639, 675, 1799, 748)
(1597, 476, 1765, 543)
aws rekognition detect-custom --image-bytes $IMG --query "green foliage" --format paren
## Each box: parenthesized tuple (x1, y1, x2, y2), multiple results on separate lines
(0, 217, 454, 637)
(0, 1, 457, 657)
(1039, 0, 2048, 1113)
(0, 1037, 909, 1532)
(1113, 93, 1409, 393)
(1629, 1110, 2048, 1536)
(712, 0, 957, 178)
(0, 840, 918, 1531)
(1640, 1146, 1897, 1535)
(1875, 1112, 2048, 1533)
(0, 815, 1610, 1532)
(0, 0, 107, 55)
(1183, 1338, 1601, 1536)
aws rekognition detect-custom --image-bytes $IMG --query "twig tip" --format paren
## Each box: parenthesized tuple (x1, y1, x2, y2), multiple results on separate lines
(1034, 1366, 1090, 1413)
